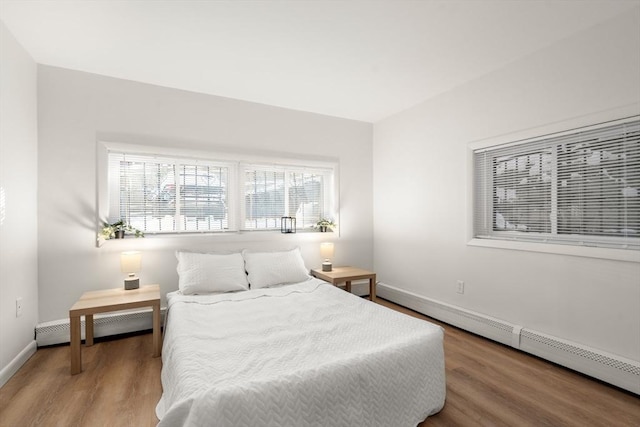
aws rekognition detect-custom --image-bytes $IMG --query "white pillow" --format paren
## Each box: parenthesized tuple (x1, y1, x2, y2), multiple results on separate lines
(242, 248, 310, 289)
(176, 251, 249, 295)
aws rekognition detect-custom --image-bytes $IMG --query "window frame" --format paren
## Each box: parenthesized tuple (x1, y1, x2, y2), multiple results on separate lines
(467, 112, 640, 263)
(97, 141, 339, 239)
(106, 152, 236, 234)
(239, 163, 336, 231)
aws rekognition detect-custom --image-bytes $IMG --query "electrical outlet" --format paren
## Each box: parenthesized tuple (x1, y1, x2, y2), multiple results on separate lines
(16, 297, 23, 317)
(456, 280, 465, 294)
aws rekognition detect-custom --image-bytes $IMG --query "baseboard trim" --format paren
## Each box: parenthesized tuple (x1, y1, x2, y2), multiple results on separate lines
(36, 308, 166, 347)
(377, 282, 640, 395)
(0, 340, 37, 388)
(377, 283, 515, 346)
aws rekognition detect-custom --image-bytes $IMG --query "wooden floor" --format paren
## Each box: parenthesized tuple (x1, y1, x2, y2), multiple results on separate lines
(1, 299, 638, 427)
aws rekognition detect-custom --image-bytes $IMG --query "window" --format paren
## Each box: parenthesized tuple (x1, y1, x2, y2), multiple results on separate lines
(107, 153, 231, 233)
(242, 165, 333, 230)
(473, 117, 640, 250)
(101, 146, 337, 236)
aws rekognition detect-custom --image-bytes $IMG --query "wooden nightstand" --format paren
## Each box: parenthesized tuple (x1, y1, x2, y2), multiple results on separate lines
(310, 266, 377, 301)
(69, 284, 162, 375)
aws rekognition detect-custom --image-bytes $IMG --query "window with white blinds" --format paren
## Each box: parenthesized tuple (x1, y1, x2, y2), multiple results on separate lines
(242, 165, 332, 230)
(107, 153, 230, 233)
(103, 148, 337, 235)
(473, 117, 640, 250)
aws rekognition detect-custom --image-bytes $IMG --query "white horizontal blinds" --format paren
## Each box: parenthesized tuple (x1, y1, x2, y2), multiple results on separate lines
(106, 149, 336, 235)
(108, 152, 230, 233)
(557, 122, 640, 239)
(108, 153, 177, 233)
(492, 147, 553, 234)
(243, 168, 285, 229)
(177, 163, 229, 231)
(289, 171, 324, 228)
(474, 117, 640, 249)
(242, 166, 332, 230)
(473, 150, 491, 237)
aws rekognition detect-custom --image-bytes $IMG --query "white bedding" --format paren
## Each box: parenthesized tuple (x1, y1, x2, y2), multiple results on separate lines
(156, 278, 446, 427)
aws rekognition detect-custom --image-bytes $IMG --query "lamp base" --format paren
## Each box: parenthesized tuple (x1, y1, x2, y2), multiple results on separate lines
(322, 261, 332, 272)
(124, 277, 140, 290)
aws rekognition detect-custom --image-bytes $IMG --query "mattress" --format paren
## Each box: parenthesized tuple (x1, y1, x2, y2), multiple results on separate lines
(156, 278, 446, 427)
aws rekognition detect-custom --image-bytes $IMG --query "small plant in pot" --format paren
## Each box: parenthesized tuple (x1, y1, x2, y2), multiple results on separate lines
(98, 220, 144, 241)
(314, 218, 336, 232)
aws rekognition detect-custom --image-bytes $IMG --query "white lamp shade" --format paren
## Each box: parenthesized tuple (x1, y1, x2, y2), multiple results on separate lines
(320, 242, 334, 260)
(120, 251, 142, 273)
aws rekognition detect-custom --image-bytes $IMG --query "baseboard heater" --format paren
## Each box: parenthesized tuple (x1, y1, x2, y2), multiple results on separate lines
(35, 308, 166, 347)
(377, 282, 640, 395)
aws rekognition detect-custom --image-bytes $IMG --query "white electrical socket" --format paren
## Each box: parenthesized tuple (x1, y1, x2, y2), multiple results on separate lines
(456, 280, 465, 294)
(16, 297, 23, 317)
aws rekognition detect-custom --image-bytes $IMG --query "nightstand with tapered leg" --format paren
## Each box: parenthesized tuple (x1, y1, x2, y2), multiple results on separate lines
(69, 284, 161, 375)
(310, 266, 377, 301)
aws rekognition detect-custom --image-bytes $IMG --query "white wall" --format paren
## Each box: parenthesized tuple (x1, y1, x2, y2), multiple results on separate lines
(37, 65, 373, 323)
(373, 9, 640, 361)
(0, 22, 38, 380)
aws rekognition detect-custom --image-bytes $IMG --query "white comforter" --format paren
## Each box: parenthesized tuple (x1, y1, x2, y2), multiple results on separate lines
(156, 278, 445, 427)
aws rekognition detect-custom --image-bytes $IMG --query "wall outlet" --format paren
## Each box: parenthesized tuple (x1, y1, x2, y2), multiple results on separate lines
(456, 280, 465, 294)
(16, 297, 23, 317)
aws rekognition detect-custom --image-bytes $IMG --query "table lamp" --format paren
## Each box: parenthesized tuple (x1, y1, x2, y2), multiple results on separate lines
(121, 251, 141, 290)
(320, 242, 334, 272)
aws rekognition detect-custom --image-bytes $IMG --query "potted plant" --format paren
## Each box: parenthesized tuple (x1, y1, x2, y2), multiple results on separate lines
(314, 218, 336, 232)
(98, 220, 144, 241)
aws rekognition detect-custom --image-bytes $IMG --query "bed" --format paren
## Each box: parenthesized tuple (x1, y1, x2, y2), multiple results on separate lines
(156, 249, 446, 427)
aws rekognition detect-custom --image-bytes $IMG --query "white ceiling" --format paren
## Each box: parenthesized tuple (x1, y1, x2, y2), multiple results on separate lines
(1, 0, 637, 122)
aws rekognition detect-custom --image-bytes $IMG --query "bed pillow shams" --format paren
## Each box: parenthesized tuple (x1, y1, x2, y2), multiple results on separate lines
(243, 247, 310, 289)
(176, 251, 249, 294)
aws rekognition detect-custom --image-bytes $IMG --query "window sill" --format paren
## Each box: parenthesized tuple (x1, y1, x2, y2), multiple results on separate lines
(467, 238, 640, 263)
(96, 228, 338, 249)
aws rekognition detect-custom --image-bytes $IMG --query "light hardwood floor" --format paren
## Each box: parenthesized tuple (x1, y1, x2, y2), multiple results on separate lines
(1, 299, 638, 427)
